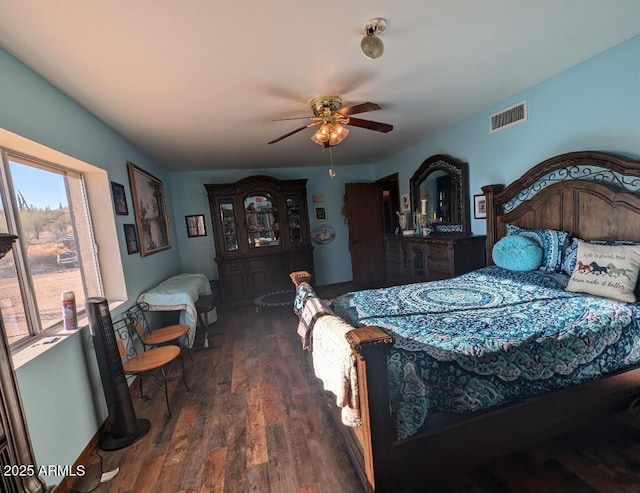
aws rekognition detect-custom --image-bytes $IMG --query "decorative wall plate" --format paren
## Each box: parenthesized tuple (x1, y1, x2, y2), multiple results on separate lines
(311, 224, 336, 245)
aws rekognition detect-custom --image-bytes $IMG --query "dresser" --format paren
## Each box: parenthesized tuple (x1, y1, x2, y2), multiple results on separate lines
(385, 233, 486, 285)
(205, 176, 314, 308)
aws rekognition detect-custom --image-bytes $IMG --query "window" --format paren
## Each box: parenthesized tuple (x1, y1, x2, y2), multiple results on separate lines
(0, 150, 103, 347)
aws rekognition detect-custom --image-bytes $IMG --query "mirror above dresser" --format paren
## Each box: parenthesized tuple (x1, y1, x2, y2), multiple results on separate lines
(409, 154, 471, 234)
(384, 154, 485, 286)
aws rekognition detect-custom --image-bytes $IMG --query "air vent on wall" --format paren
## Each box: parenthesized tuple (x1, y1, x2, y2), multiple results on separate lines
(490, 100, 527, 133)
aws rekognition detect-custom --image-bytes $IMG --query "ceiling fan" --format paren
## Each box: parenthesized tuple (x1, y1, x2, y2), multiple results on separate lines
(268, 96, 393, 147)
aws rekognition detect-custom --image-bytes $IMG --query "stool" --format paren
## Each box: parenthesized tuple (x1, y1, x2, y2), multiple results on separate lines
(194, 294, 221, 350)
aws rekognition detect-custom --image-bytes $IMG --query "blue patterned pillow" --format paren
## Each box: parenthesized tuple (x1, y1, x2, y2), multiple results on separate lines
(506, 225, 568, 272)
(493, 235, 543, 271)
(561, 238, 579, 275)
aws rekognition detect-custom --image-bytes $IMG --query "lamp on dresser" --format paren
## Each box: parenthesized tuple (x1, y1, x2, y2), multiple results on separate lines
(0, 234, 46, 492)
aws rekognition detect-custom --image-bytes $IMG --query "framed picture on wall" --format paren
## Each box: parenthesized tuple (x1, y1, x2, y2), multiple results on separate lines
(474, 194, 487, 219)
(127, 161, 172, 256)
(123, 223, 139, 254)
(314, 205, 327, 222)
(111, 181, 129, 215)
(401, 193, 411, 211)
(185, 214, 207, 237)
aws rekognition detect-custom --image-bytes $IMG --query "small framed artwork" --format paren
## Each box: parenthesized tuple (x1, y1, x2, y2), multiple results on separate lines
(474, 194, 487, 219)
(401, 193, 411, 211)
(111, 181, 129, 215)
(314, 205, 327, 222)
(123, 223, 139, 254)
(185, 214, 207, 237)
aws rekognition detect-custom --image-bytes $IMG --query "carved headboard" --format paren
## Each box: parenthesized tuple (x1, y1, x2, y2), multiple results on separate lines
(482, 151, 640, 265)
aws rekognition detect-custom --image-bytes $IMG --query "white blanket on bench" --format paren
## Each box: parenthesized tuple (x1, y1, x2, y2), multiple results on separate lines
(137, 273, 212, 348)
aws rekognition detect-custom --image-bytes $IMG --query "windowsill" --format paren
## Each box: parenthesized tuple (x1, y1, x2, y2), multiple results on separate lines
(11, 300, 125, 370)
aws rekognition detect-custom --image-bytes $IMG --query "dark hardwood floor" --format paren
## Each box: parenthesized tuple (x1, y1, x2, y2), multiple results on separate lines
(70, 302, 640, 493)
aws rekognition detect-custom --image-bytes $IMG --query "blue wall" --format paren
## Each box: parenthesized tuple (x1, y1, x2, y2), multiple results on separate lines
(1, 30, 639, 487)
(0, 48, 183, 485)
(169, 164, 376, 287)
(375, 35, 640, 237)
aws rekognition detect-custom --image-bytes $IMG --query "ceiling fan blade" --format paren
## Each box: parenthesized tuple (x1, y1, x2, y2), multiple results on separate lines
(268, 123, 316, 144)
(338, 102, 381, 116)
(273, 116, 314, 122)
(346, 117, 393, 133)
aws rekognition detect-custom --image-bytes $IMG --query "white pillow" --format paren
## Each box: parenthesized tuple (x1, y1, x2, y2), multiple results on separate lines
(565, 241, 640, 303)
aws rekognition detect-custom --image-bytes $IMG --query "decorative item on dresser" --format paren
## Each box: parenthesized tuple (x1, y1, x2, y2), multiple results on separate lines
(205, 175, 314, 308)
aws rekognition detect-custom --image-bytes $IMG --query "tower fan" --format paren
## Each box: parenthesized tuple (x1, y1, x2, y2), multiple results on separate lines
(86, 297, 150, 450)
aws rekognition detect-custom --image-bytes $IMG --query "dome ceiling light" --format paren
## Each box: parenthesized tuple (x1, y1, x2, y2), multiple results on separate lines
(360, 18, 387, 60)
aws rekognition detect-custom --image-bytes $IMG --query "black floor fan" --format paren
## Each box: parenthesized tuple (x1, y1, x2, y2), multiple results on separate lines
(86, 297, 150, 450)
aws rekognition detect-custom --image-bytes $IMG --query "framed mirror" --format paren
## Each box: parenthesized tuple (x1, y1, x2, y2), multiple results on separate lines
(410, 154, 470, 233)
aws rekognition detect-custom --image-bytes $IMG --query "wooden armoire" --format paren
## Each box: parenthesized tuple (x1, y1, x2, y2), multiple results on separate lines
(205, 176, 314, 308)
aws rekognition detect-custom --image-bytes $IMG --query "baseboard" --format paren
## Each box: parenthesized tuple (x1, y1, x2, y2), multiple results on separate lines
(51, 418, 110, 493)
(51, 374, 145, 493)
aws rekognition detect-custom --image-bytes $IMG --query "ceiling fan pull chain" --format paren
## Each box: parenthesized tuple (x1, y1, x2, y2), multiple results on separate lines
(328, 145, 336, 178)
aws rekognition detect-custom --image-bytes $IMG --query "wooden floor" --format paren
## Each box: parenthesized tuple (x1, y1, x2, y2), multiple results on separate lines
(71, 303, 640, 493)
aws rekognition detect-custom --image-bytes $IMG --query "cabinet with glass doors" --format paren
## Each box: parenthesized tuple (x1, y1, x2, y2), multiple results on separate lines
(206, 176, 314, 308)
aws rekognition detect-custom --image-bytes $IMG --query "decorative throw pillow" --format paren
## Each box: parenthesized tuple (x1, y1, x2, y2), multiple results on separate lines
(561, 237, 580, 275)
(565, 241, 640, 303)
(493, 235, 543, 271)
(507, 224, 569, 272)
(561, 237, 639, 275)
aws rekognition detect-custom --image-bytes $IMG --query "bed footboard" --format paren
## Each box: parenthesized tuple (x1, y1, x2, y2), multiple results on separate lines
(346, 327, 395, 492)
(290, 271, 396, 492)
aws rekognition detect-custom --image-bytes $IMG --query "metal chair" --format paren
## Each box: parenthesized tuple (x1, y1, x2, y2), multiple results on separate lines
(124, 302, 190, 349)
(113, 318, 189, 419)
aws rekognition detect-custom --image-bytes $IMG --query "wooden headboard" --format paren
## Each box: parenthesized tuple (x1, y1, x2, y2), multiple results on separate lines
(482, 151, 640, 265)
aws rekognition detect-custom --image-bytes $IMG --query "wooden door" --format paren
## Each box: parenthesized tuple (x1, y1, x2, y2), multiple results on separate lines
(345, 183, 385, 286)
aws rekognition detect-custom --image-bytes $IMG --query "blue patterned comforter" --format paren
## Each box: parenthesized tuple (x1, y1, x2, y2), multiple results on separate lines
(331, 267, 640, 441)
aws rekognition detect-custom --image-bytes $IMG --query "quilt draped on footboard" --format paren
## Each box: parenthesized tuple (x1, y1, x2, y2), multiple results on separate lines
(294, 283, 361, 426)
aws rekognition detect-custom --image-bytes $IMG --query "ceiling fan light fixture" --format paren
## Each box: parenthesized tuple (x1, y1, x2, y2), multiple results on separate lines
(361, 18, 387, 60)
(329, 124, 349, 146)
(311, 123, 349, 146)
(310, 124, 331, 145)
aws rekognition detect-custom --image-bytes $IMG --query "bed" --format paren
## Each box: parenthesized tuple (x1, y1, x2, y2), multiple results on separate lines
(290, 151, 640, 492)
